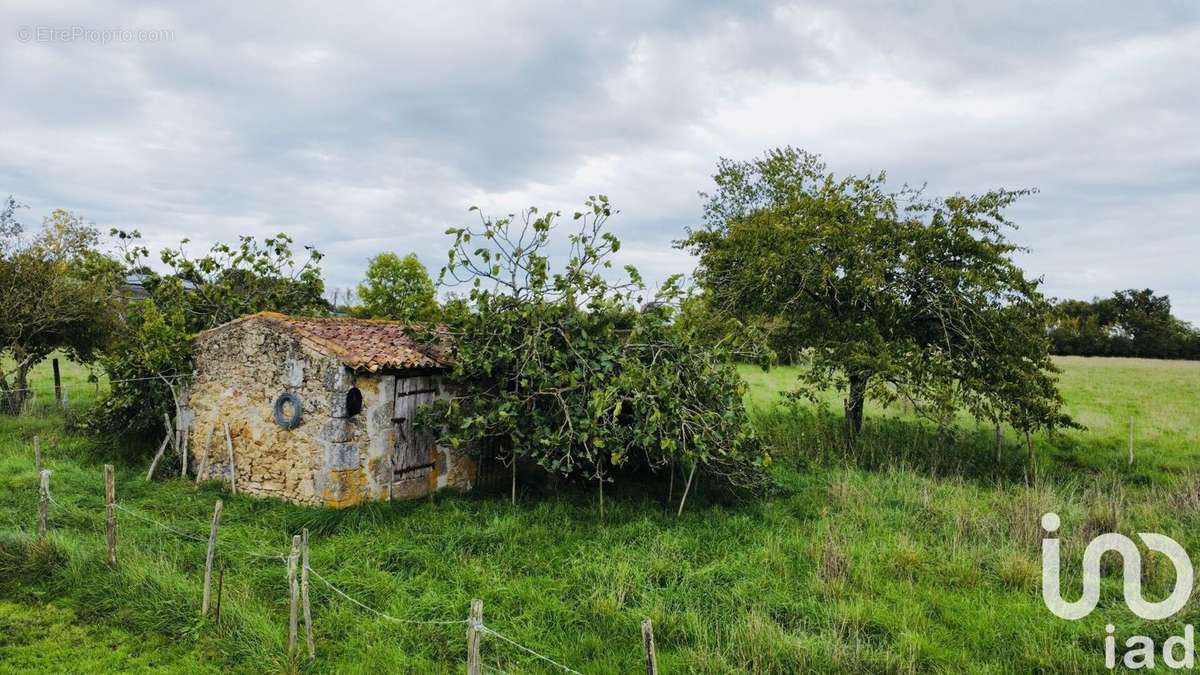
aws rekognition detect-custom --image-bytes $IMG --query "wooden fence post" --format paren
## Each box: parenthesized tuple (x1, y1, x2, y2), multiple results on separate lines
(164, 412, 177, 456)
(677, 463, 697, 517)
(223, 422, 237, 495)
(37, 469, 50, 539)
(301, 528, 314, 659)
(146, 434, 170, 481)
(180, 418, 189, 479)
(196, 424, 215, 485)
(467, 599, 483, 675)
(288, 534, 301, 658)
(104, 464, 117, 567)
(641, 618, 658, 675)
(33, 435, 42, 474)
(201, 499, 223, 616)
(52, 358, 62, 404)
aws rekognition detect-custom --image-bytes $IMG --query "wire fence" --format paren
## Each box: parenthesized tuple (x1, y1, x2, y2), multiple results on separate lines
(2, 372, 195, 393)
(306, 567, 468, 627)
(1, 389, 58, 417)
(478, 624, 585, 674)
(112, 502, 210, 542)
(15, 464, 618, 674)
(43, 492, 298, 564)
(1, 371, 194, 417)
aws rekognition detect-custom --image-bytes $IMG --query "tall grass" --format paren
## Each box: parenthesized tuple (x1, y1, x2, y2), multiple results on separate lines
(1, 356, 1198, 672)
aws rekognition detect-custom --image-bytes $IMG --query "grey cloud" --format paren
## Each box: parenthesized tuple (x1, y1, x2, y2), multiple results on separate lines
(1, 1, 1197, 322)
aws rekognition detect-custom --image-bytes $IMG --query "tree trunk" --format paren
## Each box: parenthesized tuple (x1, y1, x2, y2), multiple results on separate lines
(1, 361, 33, 415)
(844, 373, 868, 443)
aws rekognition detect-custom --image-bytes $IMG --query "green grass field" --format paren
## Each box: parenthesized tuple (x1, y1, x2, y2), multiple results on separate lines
(1, 356, 1199, 673)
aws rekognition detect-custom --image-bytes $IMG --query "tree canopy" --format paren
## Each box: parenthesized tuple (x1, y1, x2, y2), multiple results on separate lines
(93, 232, 328, 439)
(681, 147, 1075, 438)
(418, 197, 769, 497)
(1049, 289, 1200, 360)
(0, 205, 121, 413)
(356, 252, 438, 321)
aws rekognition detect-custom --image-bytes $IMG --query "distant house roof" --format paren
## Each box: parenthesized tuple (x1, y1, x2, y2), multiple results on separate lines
(197, 311, 452, 373)
(123, 273, 199, 290)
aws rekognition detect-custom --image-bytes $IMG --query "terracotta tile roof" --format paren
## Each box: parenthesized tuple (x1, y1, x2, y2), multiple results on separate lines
(199, 311, 452, 372)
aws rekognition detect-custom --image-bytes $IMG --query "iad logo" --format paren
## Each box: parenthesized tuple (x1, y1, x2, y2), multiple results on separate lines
(1041, 512, 1196, 669)
(1041, 512, 1193, 620)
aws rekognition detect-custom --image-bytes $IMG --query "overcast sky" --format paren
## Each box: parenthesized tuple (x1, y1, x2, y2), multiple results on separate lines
(3, 2, 1198, 322)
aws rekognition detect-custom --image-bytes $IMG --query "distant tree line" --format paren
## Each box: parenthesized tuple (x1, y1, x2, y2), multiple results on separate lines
(1048, 289, 1200, 360)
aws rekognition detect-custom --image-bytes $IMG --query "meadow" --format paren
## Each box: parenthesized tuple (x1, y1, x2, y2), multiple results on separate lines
(1, 356, 1199, 673)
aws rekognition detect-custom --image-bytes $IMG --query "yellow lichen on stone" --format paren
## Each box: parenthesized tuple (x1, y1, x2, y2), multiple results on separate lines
(320, 468, 369, 508)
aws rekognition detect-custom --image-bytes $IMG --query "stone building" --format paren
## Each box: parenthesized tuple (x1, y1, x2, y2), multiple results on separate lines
(187, 312, 474, 507)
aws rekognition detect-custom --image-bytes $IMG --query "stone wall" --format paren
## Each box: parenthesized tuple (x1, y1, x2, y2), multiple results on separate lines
(188, 317, 475, 507)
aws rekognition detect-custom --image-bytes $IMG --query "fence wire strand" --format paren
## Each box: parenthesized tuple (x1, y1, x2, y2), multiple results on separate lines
(2, 372, 195, 395)
(242, 550, 289, 562)
(44, 495, 106, 534)
(307, 566, 468, 626)
(45, 486, 307, 563)
(112, 502, 209, 542)
(477, 624, 583, 674)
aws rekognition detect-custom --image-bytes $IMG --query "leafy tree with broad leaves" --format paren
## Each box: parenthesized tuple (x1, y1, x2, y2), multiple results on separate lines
(681, 147, 1076, 444)
(151, 234, 327, 332)
(92, 232, 327, 439)
(356, 252, 439, 321)
(417, 197, 770, 504)
(0, 205, 122, 413)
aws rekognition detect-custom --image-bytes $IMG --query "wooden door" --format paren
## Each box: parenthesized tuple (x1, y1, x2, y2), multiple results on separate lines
(392, 375, 438, 483)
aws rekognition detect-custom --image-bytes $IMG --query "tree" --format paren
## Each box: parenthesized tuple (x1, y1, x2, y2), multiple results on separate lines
(682, 147, 1075, 440)
(0, 196, 24, 254)
(151, 233, 327, 331)
(417, 198, 770, 500)
(1047, 290, 1199, 359)
(674, 292, 775, 363)
(1110, 289, 1183, 358)
(93, 232, 327, 438)
(356, 252, 438, 322)
(1048, 298, 1113, 356)
(0, 206, 122, 413)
